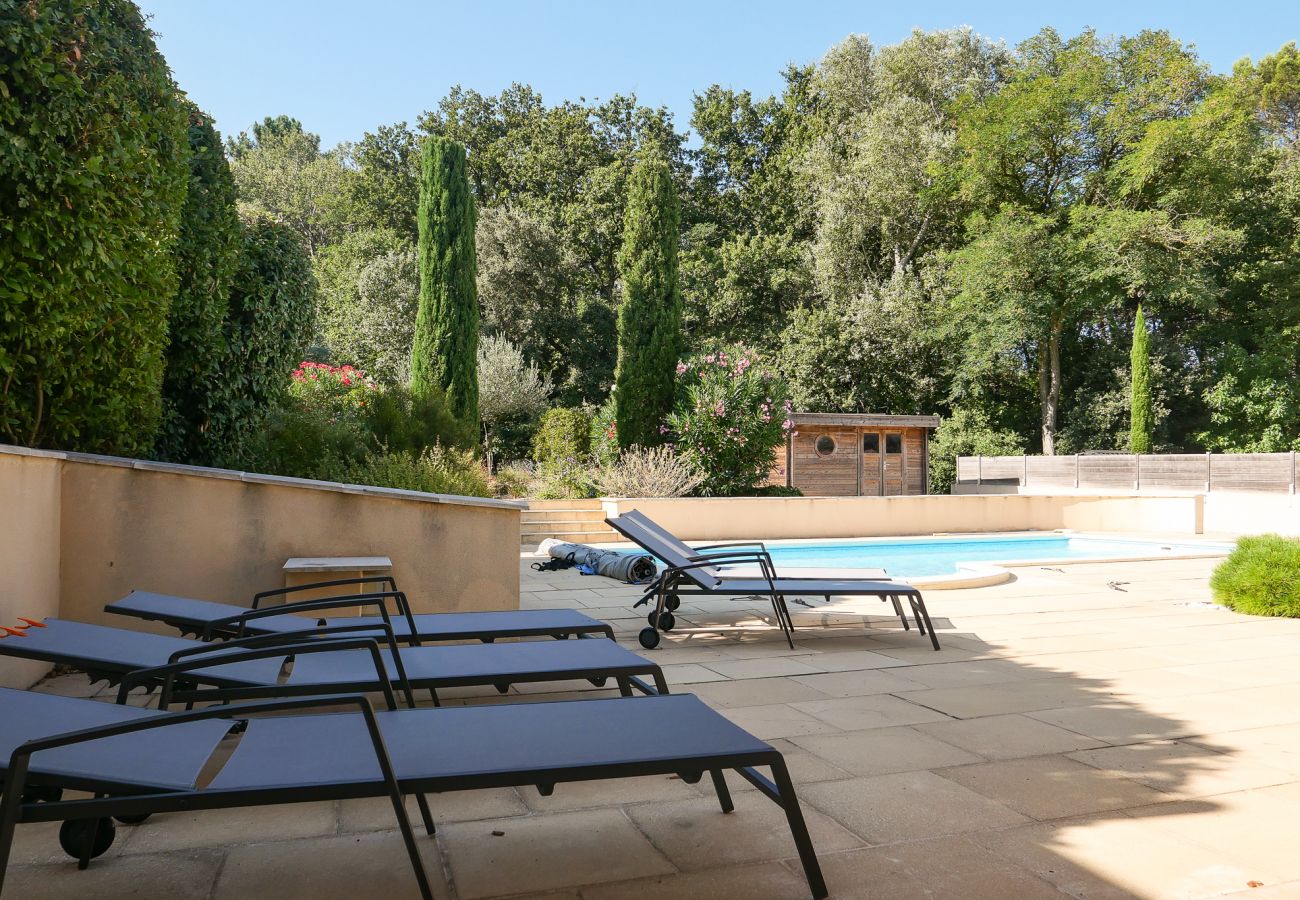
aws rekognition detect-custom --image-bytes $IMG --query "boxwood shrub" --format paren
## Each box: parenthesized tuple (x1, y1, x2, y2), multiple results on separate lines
(1210, 534, 1300, 618)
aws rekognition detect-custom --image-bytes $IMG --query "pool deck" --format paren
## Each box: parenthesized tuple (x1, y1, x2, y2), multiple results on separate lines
(13, 553, 1300, 899)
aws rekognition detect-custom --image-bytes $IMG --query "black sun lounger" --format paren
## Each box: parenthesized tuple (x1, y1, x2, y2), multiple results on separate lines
(105, 576, 613, 644)
(0, 689, 827, 899)
(0, 617, 669, 705)
(609, 509, 939, 651)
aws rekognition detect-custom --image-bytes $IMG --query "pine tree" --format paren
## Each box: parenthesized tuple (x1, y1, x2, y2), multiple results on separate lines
(411, 136, 479, 425)
(1130, 304, 1153, 454)
(614, 154, 682, 449)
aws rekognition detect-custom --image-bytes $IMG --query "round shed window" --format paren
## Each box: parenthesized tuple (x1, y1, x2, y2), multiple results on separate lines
(814, 435, 836, 456)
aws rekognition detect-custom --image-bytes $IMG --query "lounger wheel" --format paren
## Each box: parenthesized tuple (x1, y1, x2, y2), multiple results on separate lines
(646, 610, 675, 631)
(664, 594, 681, 611)
(589, 677, 608, 687)
(638, 627, 661, 649)
(113, 813, 152, 825)
(59, 818, 115, 861)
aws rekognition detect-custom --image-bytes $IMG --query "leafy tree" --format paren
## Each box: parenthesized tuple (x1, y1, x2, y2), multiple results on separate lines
(412, 136, 479, 426)
(342, 122, 421, 238)
(227, 116, 350, 257)
(781, 272, 946, 414)
(477, 335, 551, 470)
(928, 407, 1028, 493)
(475, 203, 614, 401)
(614, 154, 682, 448)
(157, 106, 242, 464)
(0, 0, 189, 454)
(316, 229, 418, 383)
(207, 218, 318, 465)
(944, 28, 1225, 454)
(1130, 305, 1154, 452)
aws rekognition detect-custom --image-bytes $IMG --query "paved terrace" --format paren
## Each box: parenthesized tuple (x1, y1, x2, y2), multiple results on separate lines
(13, 555, 1300, 899)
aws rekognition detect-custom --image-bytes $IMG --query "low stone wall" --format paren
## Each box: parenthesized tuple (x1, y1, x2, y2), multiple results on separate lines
(602, 493, 1205, 541)
(0, 444, 523, 688)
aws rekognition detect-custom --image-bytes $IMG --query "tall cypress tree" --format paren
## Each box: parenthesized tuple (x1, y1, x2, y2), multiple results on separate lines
(1130, 304, 1153, 454)
(614, 154, 682, 449)
(411, 136, 478, 425)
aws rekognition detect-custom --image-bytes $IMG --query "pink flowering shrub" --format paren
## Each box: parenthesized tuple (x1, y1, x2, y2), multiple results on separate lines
(664, 347, 793, 496)
(289, 361, 378, 423)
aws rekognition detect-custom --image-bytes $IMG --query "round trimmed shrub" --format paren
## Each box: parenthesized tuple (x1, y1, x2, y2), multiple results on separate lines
(1, 0, 189, 454)
(1210, 535, 1300, 618)
(533, 408, 592, 468)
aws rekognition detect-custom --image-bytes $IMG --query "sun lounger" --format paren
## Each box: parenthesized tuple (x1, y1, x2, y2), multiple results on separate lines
(106, 576, 613, 643)
(608, 509, 938, 651)
(0, 616, 669, 705)
(0, 688, 827, 899)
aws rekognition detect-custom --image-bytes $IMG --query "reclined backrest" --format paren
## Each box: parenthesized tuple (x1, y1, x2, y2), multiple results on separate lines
(608, 511, 724, 590)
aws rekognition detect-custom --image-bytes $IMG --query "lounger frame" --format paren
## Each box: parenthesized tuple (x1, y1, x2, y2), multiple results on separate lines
(609, 510, 939, 650)
(0, 693, 828, 899)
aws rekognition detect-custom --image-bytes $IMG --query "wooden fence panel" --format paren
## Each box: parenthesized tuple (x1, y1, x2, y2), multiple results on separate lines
(1078, 455, 1137, 489)
(1210, 453, 1294, 492)
(956, 452, 1299, 494)
(1137, 454, 1209, 491)
(1025, 456, 1075, 487)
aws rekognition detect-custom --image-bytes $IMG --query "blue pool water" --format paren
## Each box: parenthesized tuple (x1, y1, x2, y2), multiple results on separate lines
(635, 535, 1232, 579)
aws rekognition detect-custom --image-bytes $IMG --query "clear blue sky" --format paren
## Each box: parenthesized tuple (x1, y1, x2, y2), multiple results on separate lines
(139, 0, 1300, 148)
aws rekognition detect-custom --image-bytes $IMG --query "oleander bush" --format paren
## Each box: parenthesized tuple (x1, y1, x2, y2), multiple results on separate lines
(665, 347, 792, 496)
(1, 0, 189, 453)
(1210, 534, 1300, 618)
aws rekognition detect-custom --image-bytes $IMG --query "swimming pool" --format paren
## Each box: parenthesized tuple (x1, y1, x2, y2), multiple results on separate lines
(622, 533, 1233, 583)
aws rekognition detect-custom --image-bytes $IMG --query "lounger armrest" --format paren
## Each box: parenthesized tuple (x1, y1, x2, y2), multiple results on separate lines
(695, 541, 769, 553)
(670, 551, 780, 586)
(169, 621, 401, 659)
(114, 637, 407, 711)
(204, 593, 421, 645)
(252, 577, 399, 609)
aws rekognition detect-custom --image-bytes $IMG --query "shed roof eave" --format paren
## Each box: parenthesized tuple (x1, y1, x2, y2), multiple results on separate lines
(788, 413, 941, 429)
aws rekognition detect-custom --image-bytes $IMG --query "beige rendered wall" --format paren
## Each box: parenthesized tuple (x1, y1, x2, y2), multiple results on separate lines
(0, 449, 62, 688)
(57, 458, 521, 627)
(1204, 492, 1300, 537)
(0, 445, 521, 682)
(604, 494, 1204, 541)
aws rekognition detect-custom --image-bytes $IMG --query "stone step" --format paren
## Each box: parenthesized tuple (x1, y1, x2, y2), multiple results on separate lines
(520, 518, 613, 530)
(521, 509, 609, 524)
(525, 499, 605, 511)
(520, 529, 626, 546)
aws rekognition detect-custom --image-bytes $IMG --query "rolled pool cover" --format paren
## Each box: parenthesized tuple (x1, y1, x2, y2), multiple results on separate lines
(538, 539, 658, 584)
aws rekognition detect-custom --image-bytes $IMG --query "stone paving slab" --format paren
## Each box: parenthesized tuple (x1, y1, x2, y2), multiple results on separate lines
(12, 554, 1300, 898)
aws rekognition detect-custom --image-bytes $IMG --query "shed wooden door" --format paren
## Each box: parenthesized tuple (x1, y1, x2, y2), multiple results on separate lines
(883, 431, 905, 495)
(860, 431, 882, 496)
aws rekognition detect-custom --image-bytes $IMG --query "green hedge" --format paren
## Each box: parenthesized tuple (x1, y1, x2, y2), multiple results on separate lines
(0, 0, 189, 454)
(156, 105, 242, 463)
(533, 408, 592, 467)
(208, 218, 318, 464)
(1210, 534, 1300, 618)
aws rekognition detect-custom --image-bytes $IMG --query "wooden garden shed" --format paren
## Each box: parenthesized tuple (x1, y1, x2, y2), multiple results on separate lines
(772, 413, 940, 496)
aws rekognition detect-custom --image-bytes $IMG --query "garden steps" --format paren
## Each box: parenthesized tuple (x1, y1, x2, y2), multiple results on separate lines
(520, 499, 624, 546)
